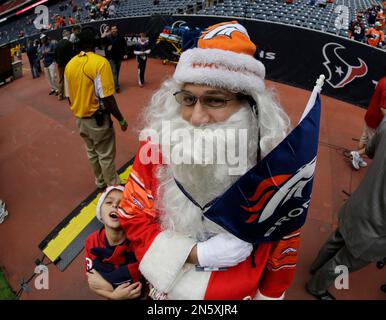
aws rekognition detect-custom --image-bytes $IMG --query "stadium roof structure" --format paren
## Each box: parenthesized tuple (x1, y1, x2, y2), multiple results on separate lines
(0, 0, 35, 17)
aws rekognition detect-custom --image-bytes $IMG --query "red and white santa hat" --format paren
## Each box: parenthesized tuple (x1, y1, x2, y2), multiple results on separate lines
(96, 185, 125, 222)
(173, 21, 266, 94)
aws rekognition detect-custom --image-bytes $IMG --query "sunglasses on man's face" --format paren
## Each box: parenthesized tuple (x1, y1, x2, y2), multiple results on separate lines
(173, 90, 237, 109)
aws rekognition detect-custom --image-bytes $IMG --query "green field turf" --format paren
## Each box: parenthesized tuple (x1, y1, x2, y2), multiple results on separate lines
(0, 271, 17, 300)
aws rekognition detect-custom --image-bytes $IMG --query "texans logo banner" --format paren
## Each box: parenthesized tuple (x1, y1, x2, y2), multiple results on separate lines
(203, 79, 323, 244)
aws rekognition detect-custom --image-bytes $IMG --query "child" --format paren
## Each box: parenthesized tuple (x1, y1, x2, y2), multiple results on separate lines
(85, 186, 143, 300)
(133, 33, 151, 87)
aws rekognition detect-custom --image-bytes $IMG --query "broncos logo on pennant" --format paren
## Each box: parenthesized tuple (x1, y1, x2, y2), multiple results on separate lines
(242, 157, 316, 225)
(241, 174, 291, 223)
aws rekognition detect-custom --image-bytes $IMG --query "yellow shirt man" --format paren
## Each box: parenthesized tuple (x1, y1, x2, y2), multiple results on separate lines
(64, 51, 115, 118)
(64, 26, 127, 189)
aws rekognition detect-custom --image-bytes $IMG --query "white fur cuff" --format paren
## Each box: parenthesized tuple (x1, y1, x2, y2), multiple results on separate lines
(139, 230, 196, 293)
(255, 289, 285, 300)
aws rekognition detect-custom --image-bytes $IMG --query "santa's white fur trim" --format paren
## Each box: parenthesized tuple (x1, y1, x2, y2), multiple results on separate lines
(139, 230, 196, 293)
(167, 264, 210, 300)
(255, 289, 285, 300)
(173, 48, 266, 94)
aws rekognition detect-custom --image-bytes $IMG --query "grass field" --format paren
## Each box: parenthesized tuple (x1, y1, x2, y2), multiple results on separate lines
(0, 271, 17, 300)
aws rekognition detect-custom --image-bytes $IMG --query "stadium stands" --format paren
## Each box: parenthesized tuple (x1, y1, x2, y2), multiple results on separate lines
(114, 0, 199, 17)
(0, 0, 383, 46)
(198, 0, 380, 37)
(0, 0, 86, 45)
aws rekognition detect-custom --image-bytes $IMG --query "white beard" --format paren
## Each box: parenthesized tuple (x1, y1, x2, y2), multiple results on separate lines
(155, 106, 259, 241)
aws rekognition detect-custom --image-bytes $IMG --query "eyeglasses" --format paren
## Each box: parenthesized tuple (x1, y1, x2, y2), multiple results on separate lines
(173, 90, 237, 109)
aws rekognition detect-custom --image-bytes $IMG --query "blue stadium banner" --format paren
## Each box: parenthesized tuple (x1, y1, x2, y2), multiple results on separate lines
(203, 77, 324, 244)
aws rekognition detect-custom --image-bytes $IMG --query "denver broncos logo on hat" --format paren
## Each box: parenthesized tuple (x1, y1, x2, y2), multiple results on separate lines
(198, 21, 256, 56)
(201, 21, 250, 40)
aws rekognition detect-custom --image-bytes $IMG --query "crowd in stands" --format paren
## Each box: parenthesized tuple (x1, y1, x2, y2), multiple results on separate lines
(33, 0, 118, 30)
(0, 0, 120, 45)
(349, 2, 385, 49)
(86, 0, 117, 20)
(0, 0, 385, 50)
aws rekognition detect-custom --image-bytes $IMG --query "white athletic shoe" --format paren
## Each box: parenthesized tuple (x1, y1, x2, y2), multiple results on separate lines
(358, 157, 367, 168)
(0, 200, 8, 224)
(350, 151, 360, 170)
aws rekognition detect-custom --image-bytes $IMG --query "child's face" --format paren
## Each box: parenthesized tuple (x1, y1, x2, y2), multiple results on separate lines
(100, 189, 122, 229)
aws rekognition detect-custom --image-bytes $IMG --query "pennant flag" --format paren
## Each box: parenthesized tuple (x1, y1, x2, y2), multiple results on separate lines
(203, 75, 325, 244)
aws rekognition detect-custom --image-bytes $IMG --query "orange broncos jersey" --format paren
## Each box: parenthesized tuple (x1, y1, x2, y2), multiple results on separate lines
(367, 28, 385, 47)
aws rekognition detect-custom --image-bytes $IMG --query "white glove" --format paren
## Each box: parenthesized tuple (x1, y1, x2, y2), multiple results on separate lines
(197, 233, 253, 268)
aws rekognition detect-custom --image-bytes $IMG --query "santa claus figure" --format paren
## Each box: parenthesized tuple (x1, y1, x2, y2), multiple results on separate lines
(118, 21, 301, 300)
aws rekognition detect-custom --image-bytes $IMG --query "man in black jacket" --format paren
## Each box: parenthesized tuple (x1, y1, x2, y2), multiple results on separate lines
(56, 30, 74, 100)
(103, 25, 127, 93)
(26, 39, 39, 79)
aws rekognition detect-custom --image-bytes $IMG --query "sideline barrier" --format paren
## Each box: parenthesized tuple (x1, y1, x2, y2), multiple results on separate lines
(0, 44, 13, 84)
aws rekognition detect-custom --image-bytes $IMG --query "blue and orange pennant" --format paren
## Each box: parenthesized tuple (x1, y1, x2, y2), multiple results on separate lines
(202, 77, 324, 243)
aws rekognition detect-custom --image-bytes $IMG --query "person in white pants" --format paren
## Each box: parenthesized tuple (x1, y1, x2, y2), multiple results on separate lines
(44, 62, 58, 94)
(40, 34, 59, 95)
